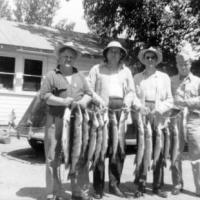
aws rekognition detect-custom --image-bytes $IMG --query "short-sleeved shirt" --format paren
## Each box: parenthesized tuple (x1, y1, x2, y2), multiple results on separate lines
(40, 66, 92, 117)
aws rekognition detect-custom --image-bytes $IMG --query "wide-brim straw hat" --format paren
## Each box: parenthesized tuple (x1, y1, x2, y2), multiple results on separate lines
(103, 41, 127, 59)
(55, 41, 80, 58)
(138, 46, 163, 65)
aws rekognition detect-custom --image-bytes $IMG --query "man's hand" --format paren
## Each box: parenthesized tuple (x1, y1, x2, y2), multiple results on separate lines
(63, 97, 74, 107)
(93, 95, 106, 108)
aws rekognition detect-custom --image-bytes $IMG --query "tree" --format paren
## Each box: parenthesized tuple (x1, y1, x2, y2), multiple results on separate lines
(83, 0, 198, 56)
(54, 19, 75, 31)
(14, 0, 60, 26)
(0, 0, 12, 20)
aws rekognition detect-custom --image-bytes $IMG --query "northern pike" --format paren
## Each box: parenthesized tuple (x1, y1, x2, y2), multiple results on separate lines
(68, 105, 83, 178)
(101, 110, 109, 161)
(171, 119, 179, 167)
(62, 108, 71, 168)
(143, 118, 153, 175)
(87, 112, 99, 168)
(163, 126, 170, 167)
(81, 109, 90, 159)
(111, 111, 119, 161)
(90, 111, 104, 170)
(118, 109, 128, 158)
(135, 113, 145, 174)
(152, 124, 162, 170)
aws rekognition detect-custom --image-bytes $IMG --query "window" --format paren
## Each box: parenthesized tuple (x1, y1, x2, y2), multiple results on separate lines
(0, 56, 15, 90)
(23, 59, 43, 91)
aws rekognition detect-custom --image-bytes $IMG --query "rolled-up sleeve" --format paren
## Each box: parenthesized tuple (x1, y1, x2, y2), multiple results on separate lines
(40, 72, 54, 101)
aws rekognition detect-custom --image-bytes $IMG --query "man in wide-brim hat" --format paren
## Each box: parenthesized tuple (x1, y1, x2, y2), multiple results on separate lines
(40, 41, 93, 200)
(133, 46, 173, 198)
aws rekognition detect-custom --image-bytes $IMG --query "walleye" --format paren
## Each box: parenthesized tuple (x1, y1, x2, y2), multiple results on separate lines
(118, 109, 128, 158)
(81, 109, 90, 159)
(152, 123, 162, 170)
(101, 110, 109, 161)
(171, 119, 179, 167)
(163, 126, 170, 167)
(111, 111, 119, 161)
(62, 108, 71, 168)
(90, 111, 104, 170)
(68, 105, 83, 178)
(87, 112, 99, 168)
(143, 118, 153, 175)
(135, 113, 145, 174)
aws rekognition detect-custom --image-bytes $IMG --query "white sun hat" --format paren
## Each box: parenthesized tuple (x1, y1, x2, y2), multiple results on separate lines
(103, 41, 127, 59)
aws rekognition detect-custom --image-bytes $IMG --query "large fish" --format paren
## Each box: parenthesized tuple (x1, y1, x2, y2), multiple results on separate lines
(171, 119, 179, 167)
(90, 111, 104, 170)
(152, 122, 162, 170)
(68, 105, 83, 178)
(101, 110, 109, 161)
(143, 118, 153, 175)
(81, 108, 90, 159)
(135, 113, 145, 174)
(163, 126, 170, 167)
(118, 109, 128, 158)
(62, 108, 71, 168)
(87, 112, 99, 168)
(111, 111, 119, 161)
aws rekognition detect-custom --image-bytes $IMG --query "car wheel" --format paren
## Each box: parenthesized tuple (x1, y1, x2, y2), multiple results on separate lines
(28, 139, 44, 152)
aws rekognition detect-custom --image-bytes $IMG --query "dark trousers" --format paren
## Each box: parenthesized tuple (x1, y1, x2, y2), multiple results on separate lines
(93, 97, 125, 194)
(134, 126, 165, 190)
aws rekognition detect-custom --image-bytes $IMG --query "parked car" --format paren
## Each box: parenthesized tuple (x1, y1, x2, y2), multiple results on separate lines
(16, 94, 137, 153)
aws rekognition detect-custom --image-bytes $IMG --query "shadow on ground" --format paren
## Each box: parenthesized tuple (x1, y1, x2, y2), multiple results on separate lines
(16, 183, 72, 200)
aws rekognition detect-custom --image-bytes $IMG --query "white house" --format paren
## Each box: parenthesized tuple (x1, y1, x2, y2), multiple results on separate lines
(0, 19, 103, 125)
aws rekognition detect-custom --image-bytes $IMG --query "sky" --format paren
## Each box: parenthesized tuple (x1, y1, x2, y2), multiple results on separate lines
(8, 0, 90, 33)
(53, 0, 90, 33)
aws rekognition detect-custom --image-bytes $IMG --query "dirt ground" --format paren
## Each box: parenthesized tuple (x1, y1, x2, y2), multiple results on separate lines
(0, 136, 199, 200)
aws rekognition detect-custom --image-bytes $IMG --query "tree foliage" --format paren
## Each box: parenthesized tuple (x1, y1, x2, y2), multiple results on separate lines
(54, 19, 75, 31)
(14, 0, 60, 26)
(0, 0, 12, 20)
(83, 0, 199, 56)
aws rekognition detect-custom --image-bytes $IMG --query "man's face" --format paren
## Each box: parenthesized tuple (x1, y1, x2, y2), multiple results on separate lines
(143, 52, 158, 68)
(106, 47, 122, 64)
(58, 48, 77, 68)
(176, 54, 191, 77)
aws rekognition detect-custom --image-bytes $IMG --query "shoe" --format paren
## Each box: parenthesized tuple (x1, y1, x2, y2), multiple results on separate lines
(171, 187, 182, 195)
(153, 189, 168, 198)
(109, 186, 125, 197)
(71, 195, 82, 200)
(93, 192, 102, 199)
(46, 194, 56, 200)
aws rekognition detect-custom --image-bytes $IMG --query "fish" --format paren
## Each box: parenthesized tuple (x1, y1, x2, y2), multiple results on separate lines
(87, 112, 99, 168)
(135, 113, 145, 174)
(90, 111, 104, 170)
(68, 105, 83, 178)
(143, 118, 153, 175)
(100, 110, 109, 161)
(81, 108, 90, 159)
(111, 111, 119, 162)
(152, 122, 162, 170)
(171, 119, 179, 167)
(163, 126, 170, 167)
(62, 108, 71, 168)
(118, 109, 128, 158)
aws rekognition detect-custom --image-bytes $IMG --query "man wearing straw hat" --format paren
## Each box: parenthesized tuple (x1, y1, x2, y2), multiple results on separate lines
(88, 40, 140, 199)
(171, 41, 200, 197)
(133, 46, 173, 198)
(40, 42, 93, 200)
